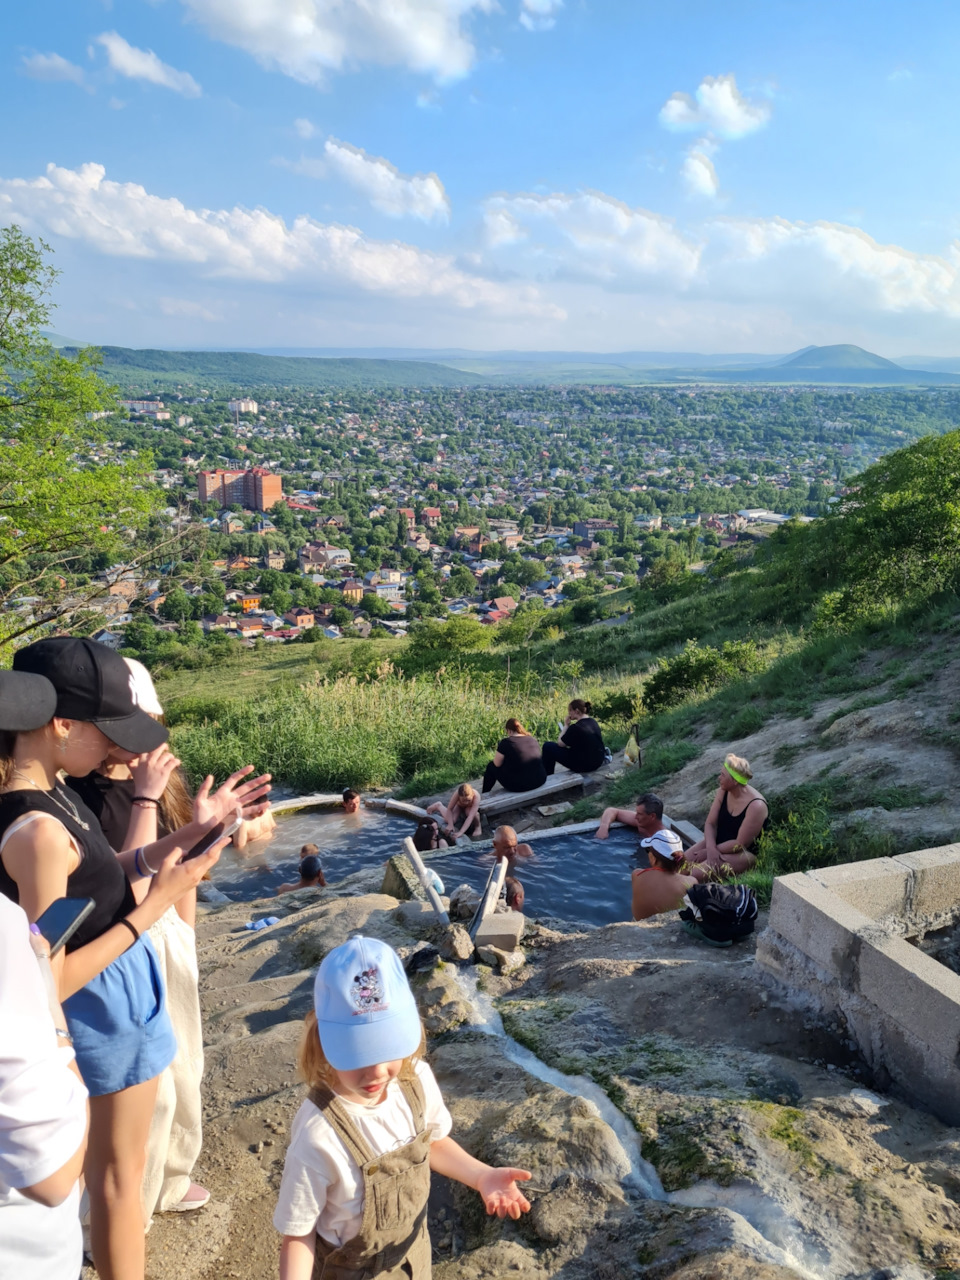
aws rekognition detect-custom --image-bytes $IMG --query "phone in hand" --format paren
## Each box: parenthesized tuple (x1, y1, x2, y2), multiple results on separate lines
(35, 897, 96, 957)
(181, 816, 242, 862)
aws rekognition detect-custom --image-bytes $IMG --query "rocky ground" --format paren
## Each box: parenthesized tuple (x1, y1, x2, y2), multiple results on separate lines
(137, 880, 960, 1280)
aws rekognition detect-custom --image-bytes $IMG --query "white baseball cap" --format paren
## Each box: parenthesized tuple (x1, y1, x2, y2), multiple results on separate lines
(640, 829, 683, 861)
(313, 936, 421, 1072)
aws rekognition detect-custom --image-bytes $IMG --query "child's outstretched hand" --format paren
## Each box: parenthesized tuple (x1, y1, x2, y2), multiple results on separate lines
(476, 1166, 532, 1219)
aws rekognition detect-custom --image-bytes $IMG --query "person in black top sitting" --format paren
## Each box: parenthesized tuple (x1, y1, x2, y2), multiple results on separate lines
(481, 719, 547, 794)
(542, 700, 606, 775)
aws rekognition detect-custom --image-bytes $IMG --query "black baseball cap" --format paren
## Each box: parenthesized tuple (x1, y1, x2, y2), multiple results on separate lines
(0, 670, 59, 731)
(13, 638, 169, 753)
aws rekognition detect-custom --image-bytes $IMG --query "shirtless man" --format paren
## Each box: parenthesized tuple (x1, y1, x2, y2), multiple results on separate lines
(341, 788, 361, 815)
(492, 825, 534, 862)
(631, 829, 698, 921)
(596, 791, 666, 841)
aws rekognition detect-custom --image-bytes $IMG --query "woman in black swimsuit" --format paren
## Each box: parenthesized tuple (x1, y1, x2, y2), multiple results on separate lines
(683, 753, 767, 882)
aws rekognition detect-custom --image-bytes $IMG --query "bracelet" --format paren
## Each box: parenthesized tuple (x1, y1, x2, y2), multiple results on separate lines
(135, 846, 160, 877)
(54, 1027, 74, 1046)
(133, 795, 161, 805)
(118, 918, 140, 948)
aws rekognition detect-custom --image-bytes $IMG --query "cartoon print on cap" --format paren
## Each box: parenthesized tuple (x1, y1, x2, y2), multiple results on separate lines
(351, 966, 388, 1015)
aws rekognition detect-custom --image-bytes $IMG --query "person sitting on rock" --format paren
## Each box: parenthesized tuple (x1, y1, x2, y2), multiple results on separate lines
(341, 789, 361, 815)
(276, 846, 327, 895)
(427, 783, 481, 842)
(632, 830, 698, 921)
(411, 818, 448, 852)
(542, 700, 606, 775)
(683, 754, 767, 882)
(492, 826, 534, 862)
(596, 791, 667, 841)
(481, 719, 547, 795)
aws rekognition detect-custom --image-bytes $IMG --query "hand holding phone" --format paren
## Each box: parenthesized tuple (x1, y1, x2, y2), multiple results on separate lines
(181, 814, 242, 861)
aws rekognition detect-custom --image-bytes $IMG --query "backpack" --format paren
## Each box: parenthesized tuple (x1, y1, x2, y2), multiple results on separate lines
(679, 883, 758, 944)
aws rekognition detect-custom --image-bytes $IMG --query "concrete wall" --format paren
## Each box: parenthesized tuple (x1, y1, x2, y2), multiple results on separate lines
(756, 844, 960, 1126)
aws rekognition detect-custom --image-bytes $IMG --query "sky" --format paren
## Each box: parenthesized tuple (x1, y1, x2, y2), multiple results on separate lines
(4, 0, 960, 354)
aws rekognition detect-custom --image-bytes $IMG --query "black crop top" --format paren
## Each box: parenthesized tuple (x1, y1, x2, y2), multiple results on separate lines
(0, 786, 137, 952)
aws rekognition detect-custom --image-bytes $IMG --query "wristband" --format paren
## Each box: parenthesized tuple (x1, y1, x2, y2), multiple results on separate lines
(118, 918, 140, 948)
(133, 796, 161, 805)
(54, 1027, 74, 1046)
(135, 846, 160, 877)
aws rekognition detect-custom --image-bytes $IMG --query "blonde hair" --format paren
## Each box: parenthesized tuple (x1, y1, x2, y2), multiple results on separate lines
(456, 783, 475, 805)
(297, 1009, 426, 1091)
(725, 753, 753, 780)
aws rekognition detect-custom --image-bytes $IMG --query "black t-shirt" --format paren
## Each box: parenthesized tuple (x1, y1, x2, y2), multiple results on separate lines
(66, 772, 137, 851)
(561, 716, 605, 771)
(0, 785, 136, 952)
(496, 734, 547, 792)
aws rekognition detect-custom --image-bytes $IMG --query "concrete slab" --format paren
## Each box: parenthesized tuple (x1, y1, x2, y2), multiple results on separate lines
(856, 933, 960, 1063)
(893, 844, 960, 919)
(473, 911, 525, 953)
(808, 858, 910, 920)
(766, 872, 873, 980)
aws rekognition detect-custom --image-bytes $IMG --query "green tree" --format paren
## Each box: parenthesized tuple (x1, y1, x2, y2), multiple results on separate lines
(0, 227, 160, 647)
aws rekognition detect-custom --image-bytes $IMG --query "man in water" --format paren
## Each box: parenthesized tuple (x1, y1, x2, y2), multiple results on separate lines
(505, 876, 525, 912)
(341, 788, 361, 814)
(631, 829, 697, 921)
(596, 791, 667, 841)
(492, 825, 534, 861)
(275, 846, 327, 894)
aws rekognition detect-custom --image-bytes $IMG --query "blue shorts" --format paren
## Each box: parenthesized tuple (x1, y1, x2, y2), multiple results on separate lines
(64, 933, 176, 1097)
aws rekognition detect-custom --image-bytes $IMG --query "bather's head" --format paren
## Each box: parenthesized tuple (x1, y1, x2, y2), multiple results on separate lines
(492, 825, 518, 860)
(719, 754, 752, 792)
(640, 828, 683, 873)
(505, 876, 524, 911)
(634, 792, 664, 837)
(342, 788, 361, 814)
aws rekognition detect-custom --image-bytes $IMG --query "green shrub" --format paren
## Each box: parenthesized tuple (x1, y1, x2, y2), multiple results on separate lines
(643, 640, 767, 714)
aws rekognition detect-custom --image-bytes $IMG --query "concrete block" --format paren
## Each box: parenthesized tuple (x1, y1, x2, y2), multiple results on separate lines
(473, 911, 525, 953)
(429, 923, 475, 962)
(476, 945, 526, 973)
(893, 844, 960, 920)
(809, 858, 910, 920)
(381, 854, 424, 902)
(856, 933, 960, 1065)
(767, 873, 872, 981)
(395, 900, 441, 930)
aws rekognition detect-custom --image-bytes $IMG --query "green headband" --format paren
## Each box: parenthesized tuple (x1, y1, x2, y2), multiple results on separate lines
(724, 761, 749, 786)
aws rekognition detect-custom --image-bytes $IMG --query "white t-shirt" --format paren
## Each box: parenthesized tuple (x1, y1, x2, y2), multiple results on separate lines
(273, 1059, 452, 1248)
(0, 897, 89, 1280)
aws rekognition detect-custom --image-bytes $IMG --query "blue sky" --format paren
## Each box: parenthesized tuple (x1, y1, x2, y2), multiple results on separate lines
(4, 0, 959, 353)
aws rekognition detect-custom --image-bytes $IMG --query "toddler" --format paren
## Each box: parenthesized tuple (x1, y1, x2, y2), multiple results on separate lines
(274, 936, 530, 1278)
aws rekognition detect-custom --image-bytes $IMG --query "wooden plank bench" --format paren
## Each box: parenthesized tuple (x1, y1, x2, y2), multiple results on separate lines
(478, 771, 585, 818)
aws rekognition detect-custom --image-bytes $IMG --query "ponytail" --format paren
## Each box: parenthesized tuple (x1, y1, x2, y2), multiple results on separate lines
(568, 699, 592, 716)
(505, 718, 529, 736)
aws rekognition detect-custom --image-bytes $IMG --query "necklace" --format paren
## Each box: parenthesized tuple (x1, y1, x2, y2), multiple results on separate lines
(10, 768, 90, 831)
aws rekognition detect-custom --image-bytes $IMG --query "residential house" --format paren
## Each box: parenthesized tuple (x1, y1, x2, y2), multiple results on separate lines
(220, 514, 244, 535)
(341, 579, 364, 605)
(201, 615, 237, 633)
(492, 596, 518, 614)
(91, 628, 125, 650)
(422, 507, 442, 528)
(467, 532, 490, 556)
(261, 550, 286, 571)
(398, 508, 416, 530)
(239, 618, 264, 638)
(298, 542, 350, 572)
(285, 607, 315, 629)
(241, 594, 262, 613)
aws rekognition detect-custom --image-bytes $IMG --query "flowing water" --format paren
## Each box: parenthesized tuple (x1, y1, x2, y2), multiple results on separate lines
(454, 970, 902, 1280)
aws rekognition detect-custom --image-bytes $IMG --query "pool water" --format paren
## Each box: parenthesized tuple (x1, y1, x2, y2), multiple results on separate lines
(426, 827, 644, 929)
(208, 808, 418, 900)
(210, 806, 645, 927)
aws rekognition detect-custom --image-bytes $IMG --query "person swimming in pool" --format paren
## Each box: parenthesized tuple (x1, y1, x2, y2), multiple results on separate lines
(492, 826, 534, 862)
(275, 845, 327, 895)
(341, 789, 361, 815)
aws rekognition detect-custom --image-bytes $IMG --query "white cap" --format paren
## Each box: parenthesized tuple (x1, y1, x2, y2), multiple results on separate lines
(640, 829, 683, 861)
(123, 657, 163, 716)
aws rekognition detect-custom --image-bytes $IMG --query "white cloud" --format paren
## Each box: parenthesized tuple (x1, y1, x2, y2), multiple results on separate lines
(483, 190, 702, 284)
(659, 73, 770, 139)
(21, 52, 86, 86)
(179, 0, 496, 85)
(96, 32, 202, 97)
(0, 161, 557, 319)
(520, 0, 562, 32)
(682, 142, 719, 199)
(159, 296, 221, 321)
(294, 118, 317, 139)
(323, 140, 450, 222)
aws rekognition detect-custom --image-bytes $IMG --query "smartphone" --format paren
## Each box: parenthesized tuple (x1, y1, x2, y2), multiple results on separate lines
(181, 816, 241, 862)
(35, 897, 96, 957)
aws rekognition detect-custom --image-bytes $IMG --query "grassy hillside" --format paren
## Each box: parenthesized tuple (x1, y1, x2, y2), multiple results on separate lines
(67, 346, 486, 390)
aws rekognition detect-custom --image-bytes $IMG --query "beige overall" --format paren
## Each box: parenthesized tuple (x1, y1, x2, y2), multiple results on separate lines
(308, 1077, 433, 1280)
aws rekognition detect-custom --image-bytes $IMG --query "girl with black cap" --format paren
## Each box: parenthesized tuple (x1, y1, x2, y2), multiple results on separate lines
(0, 638, 233, 1280)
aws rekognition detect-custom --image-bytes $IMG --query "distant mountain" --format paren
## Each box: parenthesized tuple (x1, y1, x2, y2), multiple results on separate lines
(41, 330, 86, 348)
(67, 346, 486, 390)
(775, 344, 901, 370)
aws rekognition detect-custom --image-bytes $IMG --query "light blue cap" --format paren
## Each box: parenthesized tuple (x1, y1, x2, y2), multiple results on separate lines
(313, 936, 421, 1072)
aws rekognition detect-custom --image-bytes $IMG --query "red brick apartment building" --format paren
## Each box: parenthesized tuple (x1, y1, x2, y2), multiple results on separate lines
(199, 467, 282, 512)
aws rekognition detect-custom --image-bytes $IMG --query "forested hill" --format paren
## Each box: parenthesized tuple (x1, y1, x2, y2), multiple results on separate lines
(68, 346, 486, 390)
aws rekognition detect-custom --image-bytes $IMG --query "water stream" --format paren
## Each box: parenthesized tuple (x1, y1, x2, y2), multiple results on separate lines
(454, 969, 907, 1280)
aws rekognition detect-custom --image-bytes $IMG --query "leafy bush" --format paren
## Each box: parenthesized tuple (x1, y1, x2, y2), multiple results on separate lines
(643, 640, 767, 714)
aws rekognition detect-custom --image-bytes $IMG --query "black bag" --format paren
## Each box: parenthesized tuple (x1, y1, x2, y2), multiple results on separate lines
(679, 883, 758, 944)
